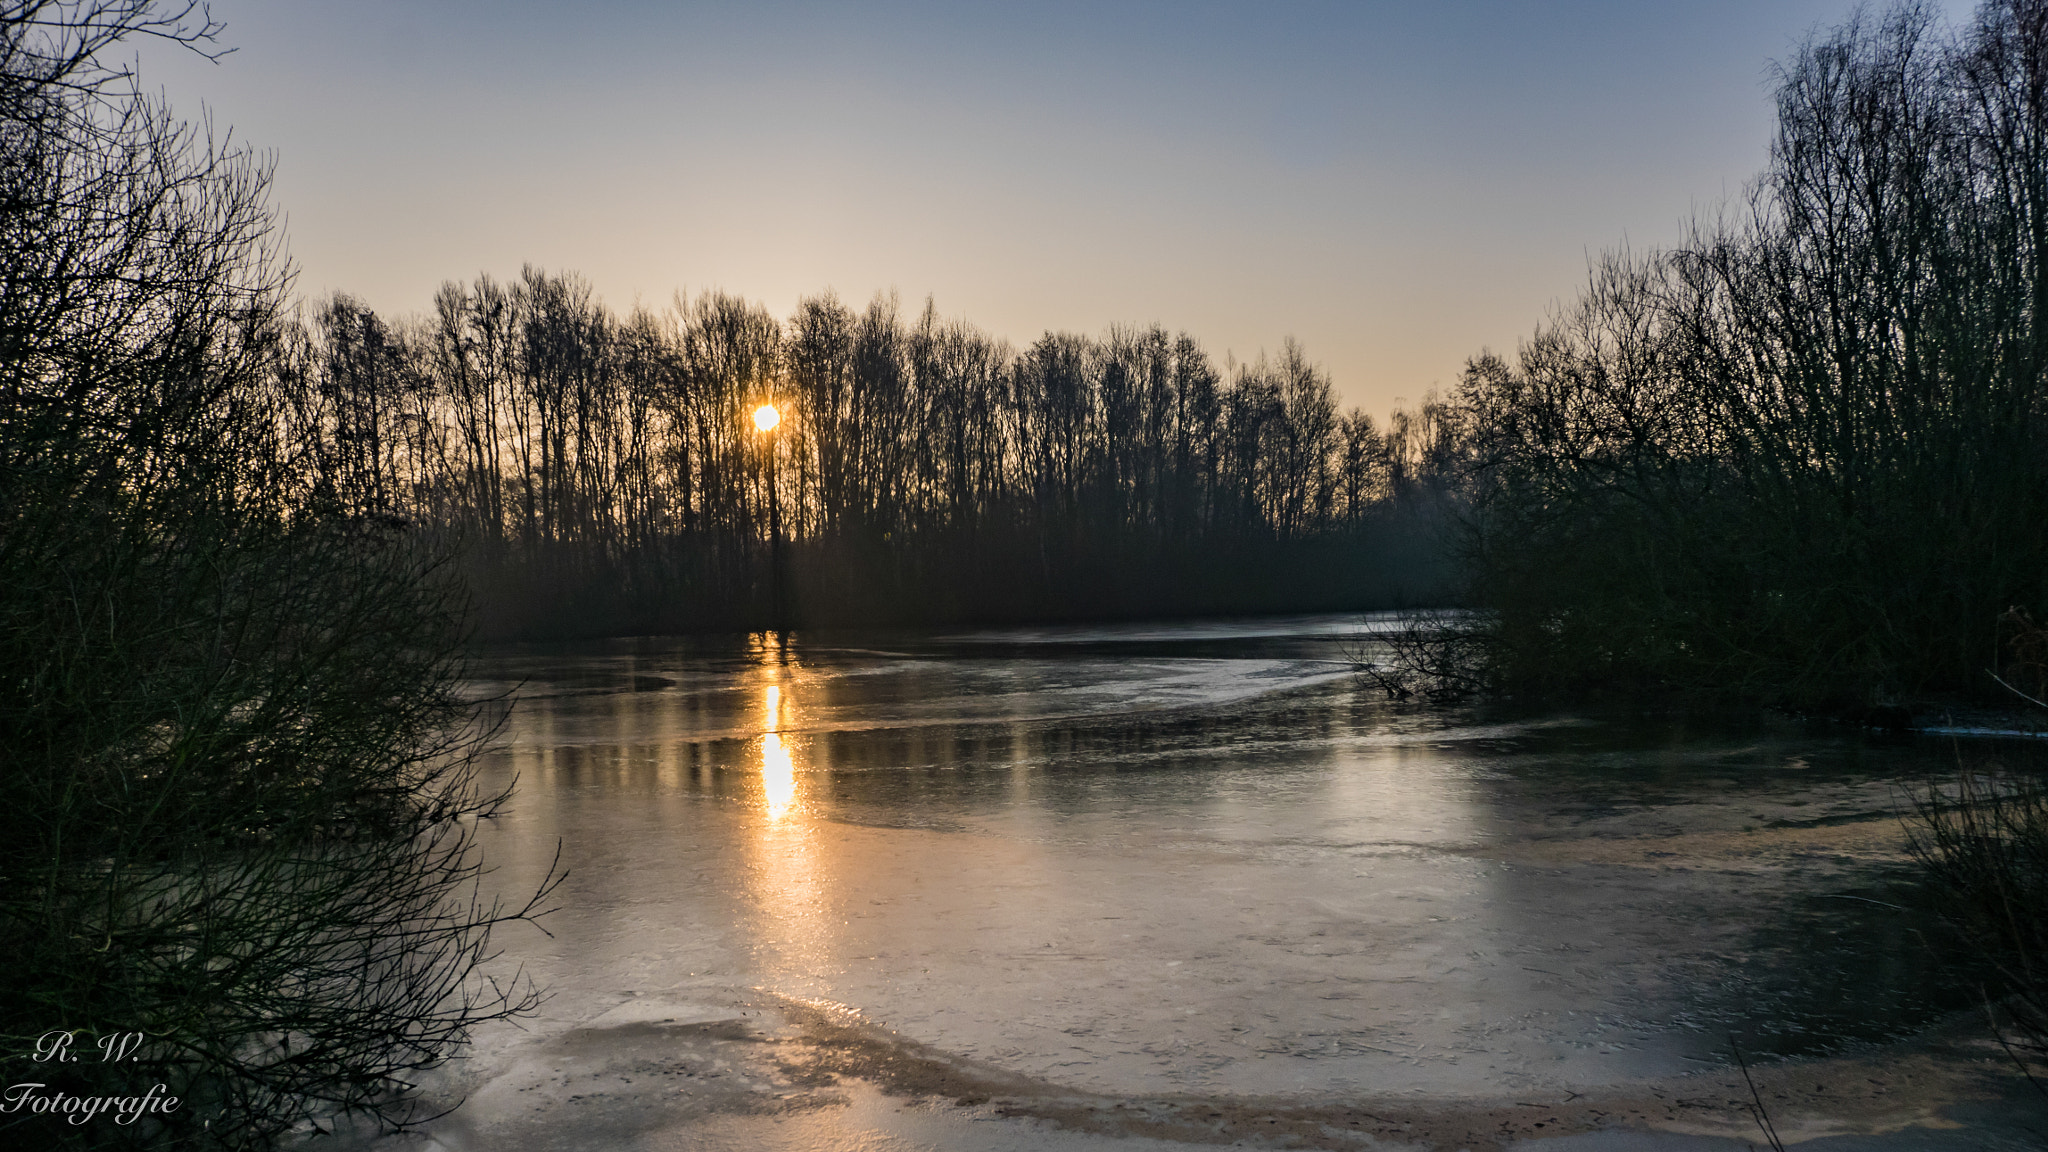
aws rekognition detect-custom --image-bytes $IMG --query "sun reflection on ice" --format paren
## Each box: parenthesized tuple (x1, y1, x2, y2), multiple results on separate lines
(760, 683, 799, 819)
(761, 733, 797, 818)
(745, 673, 838, 994)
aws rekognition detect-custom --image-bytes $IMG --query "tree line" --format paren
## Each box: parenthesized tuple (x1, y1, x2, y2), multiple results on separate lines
(1439, 0, 2048, 709)
(288, 275, 1460, 635)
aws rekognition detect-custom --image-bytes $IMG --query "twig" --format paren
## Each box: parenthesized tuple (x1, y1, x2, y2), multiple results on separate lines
(1816, 893, 1906, 910)
(1730, 1036, 1786, 1152)
(1985, 988, 2048, 1099)
(1987, 669, 2048, 710)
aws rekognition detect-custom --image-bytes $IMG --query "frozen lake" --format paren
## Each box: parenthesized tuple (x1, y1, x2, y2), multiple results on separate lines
(361, 614, 2029, 1151)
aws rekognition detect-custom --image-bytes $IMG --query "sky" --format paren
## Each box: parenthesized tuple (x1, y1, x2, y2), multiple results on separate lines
(139, 0, 1972, 419)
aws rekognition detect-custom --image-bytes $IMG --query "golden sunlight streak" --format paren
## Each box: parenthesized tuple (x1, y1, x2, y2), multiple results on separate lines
(759, 683, 798, 818)
(761, 731, 797, 819)
(742, 668, 833, 988)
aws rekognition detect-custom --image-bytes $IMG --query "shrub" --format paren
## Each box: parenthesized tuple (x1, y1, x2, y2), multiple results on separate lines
(0, 4, 559, 1146)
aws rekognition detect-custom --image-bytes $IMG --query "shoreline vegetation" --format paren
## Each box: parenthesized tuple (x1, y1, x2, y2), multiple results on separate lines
(1427, 0, 2048, 717)
(1, 5, 560, 1148)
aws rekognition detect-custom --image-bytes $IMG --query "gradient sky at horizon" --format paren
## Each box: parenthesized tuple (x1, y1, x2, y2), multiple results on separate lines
(139, 0, 1972, 418)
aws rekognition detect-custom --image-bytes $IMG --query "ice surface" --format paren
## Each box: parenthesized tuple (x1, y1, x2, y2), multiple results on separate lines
(350, 615, 2015, 1150)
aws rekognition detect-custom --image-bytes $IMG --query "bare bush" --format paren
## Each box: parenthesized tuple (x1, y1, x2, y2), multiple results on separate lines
(1909, 767, 2048, 1069)
(1344, 611, 1490, 702)
(0, 4, 560, 1147)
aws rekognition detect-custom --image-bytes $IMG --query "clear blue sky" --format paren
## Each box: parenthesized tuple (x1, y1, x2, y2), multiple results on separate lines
(141, 0, 1971, 418)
